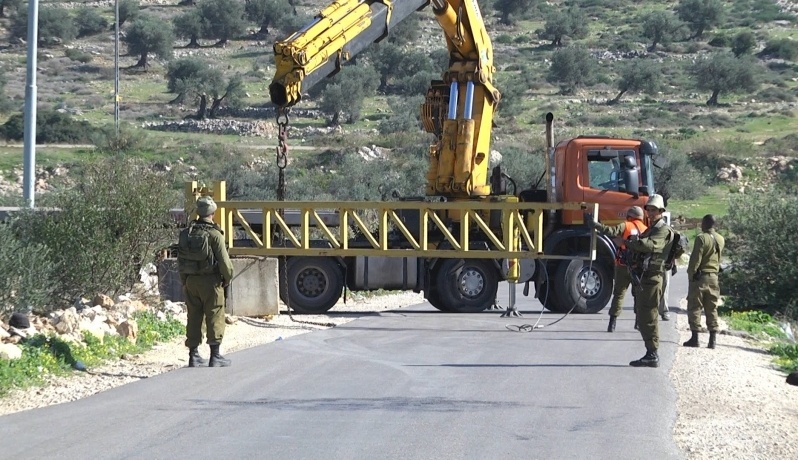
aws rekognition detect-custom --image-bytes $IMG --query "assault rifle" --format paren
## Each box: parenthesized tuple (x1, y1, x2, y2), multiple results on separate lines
(618, 247, 642, 293)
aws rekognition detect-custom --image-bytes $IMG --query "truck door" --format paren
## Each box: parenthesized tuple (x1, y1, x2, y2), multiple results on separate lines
(582, 148, 643, 224)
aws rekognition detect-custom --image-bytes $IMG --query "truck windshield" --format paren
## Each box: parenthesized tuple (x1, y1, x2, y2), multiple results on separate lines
(587, 149, 636, 192)
(641, 154, 656, 193)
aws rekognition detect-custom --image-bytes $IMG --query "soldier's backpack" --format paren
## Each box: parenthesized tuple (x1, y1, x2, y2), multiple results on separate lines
(177, 222, 216, 275)
(665, 230, 689, 270)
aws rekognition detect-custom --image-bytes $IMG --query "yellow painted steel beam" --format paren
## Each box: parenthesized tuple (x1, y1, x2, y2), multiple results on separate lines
(210, 196, 596, 261)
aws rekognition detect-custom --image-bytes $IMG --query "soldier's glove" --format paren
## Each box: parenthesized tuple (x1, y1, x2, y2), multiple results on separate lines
(627, 234, 639, 242)
(583, 212, 597, 229)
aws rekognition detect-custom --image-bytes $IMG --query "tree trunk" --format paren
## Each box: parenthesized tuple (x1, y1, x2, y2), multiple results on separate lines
(197, 95, 208, 119)
(215, 39, 228, 48)
(331, 111, 341, 126)
(168, 93, 185, 105)
(648, 40, 658, 52)
(209, 97, 224, 118)
(133, 53, 148, 69)
(608, 90, 626, 105)
(187, 37, 200, 48)
(258, 23, 269, 36)
(706, 90, 720, 106)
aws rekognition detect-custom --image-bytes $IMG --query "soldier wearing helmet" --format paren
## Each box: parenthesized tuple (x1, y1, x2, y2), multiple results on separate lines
(624, 193, 677, 368)
(177, 195, 234, 368)
(587, 206, 648, 333)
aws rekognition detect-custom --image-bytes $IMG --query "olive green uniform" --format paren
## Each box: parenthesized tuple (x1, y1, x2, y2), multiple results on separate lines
(626, 219, 675, 353)
(180, 218, 234, 348)
(595, 220, 644, 318)
(686, 229, 724, 332)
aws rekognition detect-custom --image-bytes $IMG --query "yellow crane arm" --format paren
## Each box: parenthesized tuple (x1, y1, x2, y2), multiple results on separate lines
(269, 0, 430, 107)
(423, 0, 500, 197)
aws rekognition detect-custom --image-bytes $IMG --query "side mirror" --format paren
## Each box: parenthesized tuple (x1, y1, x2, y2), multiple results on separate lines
(622, 169, 639, 198)
(653, 156, 668, 169)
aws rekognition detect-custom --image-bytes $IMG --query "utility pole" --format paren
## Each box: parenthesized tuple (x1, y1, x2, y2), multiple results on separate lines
(115, 0, 120, 134)
(22, 0, 39, 208)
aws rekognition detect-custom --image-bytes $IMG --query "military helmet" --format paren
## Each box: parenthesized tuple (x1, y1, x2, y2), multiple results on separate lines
(627, 206, 644, 219)
(645, 194, 666, 211)
(196, 196, 217, 217)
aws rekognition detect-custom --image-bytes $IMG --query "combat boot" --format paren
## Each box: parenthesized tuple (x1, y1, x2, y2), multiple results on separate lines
(188, 347, 206, 367)
(707, 331, 717, 349)
(683, 331, 700, 348)
(208, 344, 231, 367)
(607, 316, 617, 333)
(629, 351, 659, 368)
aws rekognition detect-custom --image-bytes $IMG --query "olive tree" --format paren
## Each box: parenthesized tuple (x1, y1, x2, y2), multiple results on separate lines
(609, 59, 662, 104)
(198, 0, 247, 47)
(245, 0, 293, 36)
(546, 46, 595, 95)
(123, 14, 175, 68)
(641, 10, 682, 52)
(731, 31, 756, 57)
(319, 63, 379, 125)
(540, 9, 588, 47)
(166, 57, 245, 118)
(173, 9, 203, 48)
(677, 0, 725, 40)
(690, 53, 759, 105)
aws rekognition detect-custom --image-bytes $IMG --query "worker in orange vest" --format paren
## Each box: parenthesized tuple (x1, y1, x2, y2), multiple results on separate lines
(590, 206, 647, 332)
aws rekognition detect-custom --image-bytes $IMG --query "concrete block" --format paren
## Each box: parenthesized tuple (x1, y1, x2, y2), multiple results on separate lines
(157, 258, 279, 318)
(227, 257, 279, 317)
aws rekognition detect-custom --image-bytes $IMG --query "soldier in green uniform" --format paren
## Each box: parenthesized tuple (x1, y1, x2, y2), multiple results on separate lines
(625, 194, 676, 368)
(684, 214, 725, 349)
(178, 196, 234, 367)
(590, 206, 647, 333)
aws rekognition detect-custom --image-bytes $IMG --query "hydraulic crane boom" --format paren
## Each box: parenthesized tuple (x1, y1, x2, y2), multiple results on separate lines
(269, 0, 501, 199)
(269, 0, 429, 107)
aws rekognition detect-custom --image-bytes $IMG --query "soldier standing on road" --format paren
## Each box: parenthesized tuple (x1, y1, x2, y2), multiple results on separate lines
(684, 214, 725, 349)
(588, 206, 647, 333)
(625, 194, 676, 368)
(177, 196, 234, 367)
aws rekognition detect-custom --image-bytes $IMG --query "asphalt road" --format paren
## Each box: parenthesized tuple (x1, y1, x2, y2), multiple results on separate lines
(0, 273, 687, 460)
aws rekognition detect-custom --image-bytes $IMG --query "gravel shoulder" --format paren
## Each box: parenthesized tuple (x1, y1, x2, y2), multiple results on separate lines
(2, 292, 797, 459)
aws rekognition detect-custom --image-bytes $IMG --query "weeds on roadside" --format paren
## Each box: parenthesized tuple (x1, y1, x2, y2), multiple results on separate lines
(0, 311, 184, 397)
(723, 310, 797, 372)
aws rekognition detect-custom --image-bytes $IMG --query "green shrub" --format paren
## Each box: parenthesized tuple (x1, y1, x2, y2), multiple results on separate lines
(653, 145, 707, 201)
(760, 38, 798, 61)
(724, 191, 798, 318)
(725, 310, 786, 338)
(12, 157, 177, 304)
(769, 343, 798, 373)
(0, 225, 55, 317)
(74, 7, 109, 38)
(64, 48, 93, 63)
(0, 110, 98, 143)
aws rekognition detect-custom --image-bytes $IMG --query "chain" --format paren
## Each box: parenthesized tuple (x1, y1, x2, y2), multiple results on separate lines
(276, 107, 290, 203)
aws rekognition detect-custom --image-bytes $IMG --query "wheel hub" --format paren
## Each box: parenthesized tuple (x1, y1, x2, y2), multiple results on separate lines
(458, 268, 485, 298)
(297, 268, 327, 297)
(579, 268, 601, 298)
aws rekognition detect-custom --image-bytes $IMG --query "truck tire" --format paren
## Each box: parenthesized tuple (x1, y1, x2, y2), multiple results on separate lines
(426, 287, 452, 312)
(435, 259, 498, 313)
(552, 258, 612, 314)
(280, 257, 344, 314)
(538, 262, 568, 313)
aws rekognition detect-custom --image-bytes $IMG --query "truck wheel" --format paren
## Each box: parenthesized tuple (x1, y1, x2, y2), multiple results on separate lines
(538, 262, 567, 313)
(426, 287, 452, 312)
(435, 259, 498, 313)
(553, 259, 612, 314)
(280, 257, 344, 314)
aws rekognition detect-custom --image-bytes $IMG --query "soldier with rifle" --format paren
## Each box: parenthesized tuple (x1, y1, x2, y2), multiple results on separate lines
(586, 206, 647, 332)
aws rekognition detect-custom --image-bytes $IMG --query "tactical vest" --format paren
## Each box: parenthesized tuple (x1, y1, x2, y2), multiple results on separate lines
(177, 221, 217, 276)
(615, 219, 647, 266)
(632, 219, 675, 275)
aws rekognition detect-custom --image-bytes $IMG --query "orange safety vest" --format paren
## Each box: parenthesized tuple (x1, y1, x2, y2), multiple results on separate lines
(615, 219, 647, 266)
